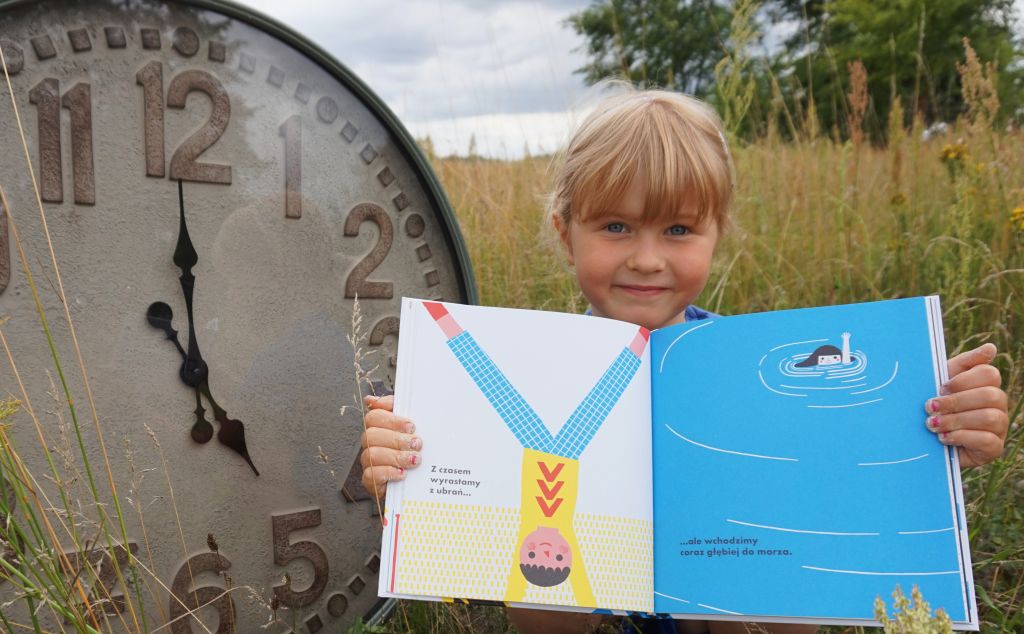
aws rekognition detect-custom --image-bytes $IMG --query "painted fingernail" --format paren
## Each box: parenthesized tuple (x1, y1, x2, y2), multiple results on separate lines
(939, 383, 951, 396)
(928, 416, 941, 430)
(404, 422, 416, 434)
(928, 399, 941, 413)
(409, 453, 419, 466)
(940, 432, 951, 443)
(406, 436, 422, 451)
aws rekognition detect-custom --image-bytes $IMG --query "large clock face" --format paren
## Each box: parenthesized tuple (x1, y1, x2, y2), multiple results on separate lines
(0, 0, 475, 631)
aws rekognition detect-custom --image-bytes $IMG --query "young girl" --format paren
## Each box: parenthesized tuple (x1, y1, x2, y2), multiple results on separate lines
(359, 88, 1009, 634)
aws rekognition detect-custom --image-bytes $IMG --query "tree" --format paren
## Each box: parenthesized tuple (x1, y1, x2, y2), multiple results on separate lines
(566, 0, 733, 97)
(780, 0, 1023, 136)
(567, 0, 1024, 141)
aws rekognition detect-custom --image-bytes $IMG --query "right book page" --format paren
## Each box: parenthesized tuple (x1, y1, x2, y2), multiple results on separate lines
(649, 297, 977, 629)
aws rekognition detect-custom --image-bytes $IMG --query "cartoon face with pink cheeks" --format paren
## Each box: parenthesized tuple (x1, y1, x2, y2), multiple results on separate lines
(518, 526, 572, 587)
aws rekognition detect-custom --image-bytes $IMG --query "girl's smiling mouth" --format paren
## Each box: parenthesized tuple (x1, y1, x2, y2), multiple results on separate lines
(615, 284, 669, 296)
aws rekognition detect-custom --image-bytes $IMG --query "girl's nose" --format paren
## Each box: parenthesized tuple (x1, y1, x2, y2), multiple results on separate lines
(626, 237, 665, 272)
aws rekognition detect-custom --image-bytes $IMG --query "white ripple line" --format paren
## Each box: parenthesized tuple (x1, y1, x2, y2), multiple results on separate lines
(851, 361, 900, 394)
(807, 398, 883, 408)
(727, 519, 878, 536)
(802, 565, 958, 576)
(659, 321, 714, 373)
(698, 603, 743, 615)
(759, 370, 807, 397)
(858, 453, 928, 466)
(665, 425, 799, 462)
(654, 591, 690, 604)
(898, 527, 955, 535)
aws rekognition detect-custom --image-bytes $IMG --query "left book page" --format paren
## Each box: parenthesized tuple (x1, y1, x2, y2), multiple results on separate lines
(380, 299, 655, 613)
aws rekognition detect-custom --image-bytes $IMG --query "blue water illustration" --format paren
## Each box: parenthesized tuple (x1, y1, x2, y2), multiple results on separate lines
(650, 298, 969, 623)
(757, 332, 900, 408)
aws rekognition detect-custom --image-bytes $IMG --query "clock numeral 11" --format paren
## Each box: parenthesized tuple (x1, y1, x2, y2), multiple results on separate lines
(28, 78, 95, 205)
(136, 61, 232, 185)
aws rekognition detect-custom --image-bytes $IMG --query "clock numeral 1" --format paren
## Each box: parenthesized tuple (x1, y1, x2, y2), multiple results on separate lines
(280, 114, 302, 219)
(168, 551, 235, 634)
(136, 62, 232, 185)
(28, 78, 95, 204)
(272, 509, 329, 608)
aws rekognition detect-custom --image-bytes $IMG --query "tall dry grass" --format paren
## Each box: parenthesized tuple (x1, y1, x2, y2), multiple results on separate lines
(386, 45, 1024, 634)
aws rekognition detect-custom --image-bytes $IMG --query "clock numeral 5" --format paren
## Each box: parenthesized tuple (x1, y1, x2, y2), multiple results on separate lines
(137, 61, 232, 185)
(271, 509, 329, 608)
(28, 78, 95, 204)
(168, 551, 235, 634)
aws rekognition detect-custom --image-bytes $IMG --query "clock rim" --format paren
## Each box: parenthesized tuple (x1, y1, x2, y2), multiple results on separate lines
(0, 0, 478, 627)
(0, 0, 480, 307)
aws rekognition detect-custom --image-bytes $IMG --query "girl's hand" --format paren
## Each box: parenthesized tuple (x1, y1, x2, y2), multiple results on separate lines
(360, 395, 422, 499)
(926, 343, 1008, 468)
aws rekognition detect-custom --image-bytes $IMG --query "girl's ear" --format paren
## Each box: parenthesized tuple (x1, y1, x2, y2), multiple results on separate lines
(552, 214, 574, 266)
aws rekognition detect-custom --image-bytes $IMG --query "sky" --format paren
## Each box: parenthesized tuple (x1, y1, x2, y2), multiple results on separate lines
(238, 0, 1024, 159)
(239, 0, 593, 159)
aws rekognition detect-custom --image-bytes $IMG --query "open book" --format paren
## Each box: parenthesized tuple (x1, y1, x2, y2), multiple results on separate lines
(378, 297, 976, 629)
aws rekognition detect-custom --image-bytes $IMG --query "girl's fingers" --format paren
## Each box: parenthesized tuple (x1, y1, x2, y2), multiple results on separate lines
(935, 429, 1005, 468)
(361, 465, 406, 498)
(947, 343, 997, 378)
(364, 407, 415, 434)
(925, 407, 1008, 439)
(942, 363, 1002, 394)
(925, 385, 1007, 417)
(364, 394, 395, 412)
(361, 427, 422, 451)
(359, 445, 421, 471)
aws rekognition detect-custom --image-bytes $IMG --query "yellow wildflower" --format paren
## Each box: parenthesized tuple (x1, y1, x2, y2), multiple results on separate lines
(940, 143, 968, 163)
(1011, 205, 1024, 231)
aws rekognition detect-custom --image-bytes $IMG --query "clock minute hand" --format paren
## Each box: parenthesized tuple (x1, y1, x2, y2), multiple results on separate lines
(198, 382, 260, 476)
(173, 179, 209, 389)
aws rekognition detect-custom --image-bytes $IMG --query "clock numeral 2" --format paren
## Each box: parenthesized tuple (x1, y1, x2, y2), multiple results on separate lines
(28, 78, 95, 204)
(137, 62, 232, 185)
(344, 203, 394, 299)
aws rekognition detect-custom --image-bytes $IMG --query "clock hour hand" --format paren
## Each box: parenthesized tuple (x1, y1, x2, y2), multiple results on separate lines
(146, 301, 185, 359)
(198, 383, 259, 476)
(145, 301, 215, 444)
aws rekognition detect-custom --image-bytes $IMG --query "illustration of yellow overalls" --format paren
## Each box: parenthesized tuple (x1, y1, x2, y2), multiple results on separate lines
(425, 302, 648, 606)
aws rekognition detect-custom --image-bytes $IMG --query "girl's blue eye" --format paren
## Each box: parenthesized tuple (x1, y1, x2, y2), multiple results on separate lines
(605, 222, 626, 233)
(668, 225, 689, 236)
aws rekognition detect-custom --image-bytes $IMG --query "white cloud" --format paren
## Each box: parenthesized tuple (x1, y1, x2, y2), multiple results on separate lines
(237, 0, 593, 157)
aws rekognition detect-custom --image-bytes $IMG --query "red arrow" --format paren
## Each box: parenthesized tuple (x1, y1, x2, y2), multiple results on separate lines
(536, 479, 564, 500)
(535, 497, 564, 517)
(537, 461, 564, 482)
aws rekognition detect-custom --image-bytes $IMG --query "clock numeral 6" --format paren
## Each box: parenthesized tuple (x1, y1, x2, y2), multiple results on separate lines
(137, 61, 232, 185)
(28, 78, 95, 204)
(168, 551, 235, 634)
(271, 509, 329, 608)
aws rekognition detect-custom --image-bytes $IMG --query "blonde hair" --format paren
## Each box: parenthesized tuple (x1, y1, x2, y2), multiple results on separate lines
(550, 87, 733, 231)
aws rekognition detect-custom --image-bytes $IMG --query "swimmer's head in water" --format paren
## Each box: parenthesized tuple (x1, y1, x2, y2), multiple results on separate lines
(518, 526, 571, 586)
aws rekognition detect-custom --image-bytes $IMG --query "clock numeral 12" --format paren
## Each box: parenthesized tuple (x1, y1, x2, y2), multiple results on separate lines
(28, 78, 95, 204)
(136, 61, 232, 185)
